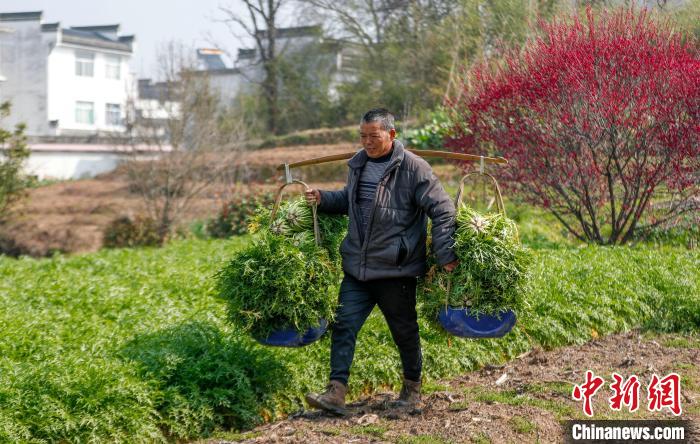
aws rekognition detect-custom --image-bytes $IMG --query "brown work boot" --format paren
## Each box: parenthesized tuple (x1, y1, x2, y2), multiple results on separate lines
(394, 378, 423, 410)
(305, 380, 348, 416)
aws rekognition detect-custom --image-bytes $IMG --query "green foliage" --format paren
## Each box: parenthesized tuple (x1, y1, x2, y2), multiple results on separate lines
(419, 205, 532, 326)
(120, 322, 287, 436)
(632, 211, 700, 250)
(0, 215, 697, 441)
(320, 0, 567, 126)
(215, 198, 347, 337)
(670, 0, 700, 41)
(206, 192, 275, 238)
(404, 110, 454, 150)
(0, 353, 163, 443)
(0, 101, 30, 221)
(509, 415, 536, 434)
(102, 215, 163, 248)
(236, 37, 343, 136)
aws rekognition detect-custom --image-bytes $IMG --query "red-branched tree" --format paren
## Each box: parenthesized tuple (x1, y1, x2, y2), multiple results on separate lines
(445, 7, 699, 244)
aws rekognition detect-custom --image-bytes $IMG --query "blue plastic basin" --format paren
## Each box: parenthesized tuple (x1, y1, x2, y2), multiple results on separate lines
(438, 307, 516, 338)
(255, 319, 329, 347)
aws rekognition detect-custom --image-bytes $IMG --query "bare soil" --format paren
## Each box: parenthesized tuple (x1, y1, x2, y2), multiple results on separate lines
(212, 331, 699, 444)
(2, 141, 462, 256)
(1, 143, 366, 256)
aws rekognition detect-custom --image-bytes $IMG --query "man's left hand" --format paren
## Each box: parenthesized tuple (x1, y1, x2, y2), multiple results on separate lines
(443, 259, 459, 273)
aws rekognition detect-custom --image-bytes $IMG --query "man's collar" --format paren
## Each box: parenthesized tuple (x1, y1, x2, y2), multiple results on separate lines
(348, 139, 405, 169)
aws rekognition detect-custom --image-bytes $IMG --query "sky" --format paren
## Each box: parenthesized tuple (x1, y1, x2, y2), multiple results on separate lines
(0, 0, 269, 79)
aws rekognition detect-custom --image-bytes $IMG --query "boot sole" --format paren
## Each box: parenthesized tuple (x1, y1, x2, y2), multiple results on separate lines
(305, 394, 348, 416)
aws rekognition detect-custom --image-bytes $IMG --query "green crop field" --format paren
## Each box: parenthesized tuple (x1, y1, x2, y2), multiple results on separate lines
(0, 228, 698, 442)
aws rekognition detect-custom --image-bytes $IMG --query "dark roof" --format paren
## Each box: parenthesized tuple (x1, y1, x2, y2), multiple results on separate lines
(41, 22, 60, 32)
(71, 24, 120, 33)
(0, 11, 133, 52)
(237, 48, 256, 59)
(255, 25, 321, 39)
(138, 78, 174, 101)
(62, 28, 133, 52)
(191, 68, 240, 76)
(0, 11, 42, 22)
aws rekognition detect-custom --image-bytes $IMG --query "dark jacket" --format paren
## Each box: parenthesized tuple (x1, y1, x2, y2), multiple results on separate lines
(318, 139, 458, 281)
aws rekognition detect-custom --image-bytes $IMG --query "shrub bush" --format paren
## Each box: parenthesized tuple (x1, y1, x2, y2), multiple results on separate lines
(445, 7, 700, 244)
(103, 215, 162, 248)
(206, 192, 275, 238)
(120, 322, 287, 436)
(403, 110, 453, 150)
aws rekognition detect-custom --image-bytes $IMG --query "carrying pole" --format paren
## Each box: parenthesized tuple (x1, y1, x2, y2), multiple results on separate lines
(275, 149, 507, 172)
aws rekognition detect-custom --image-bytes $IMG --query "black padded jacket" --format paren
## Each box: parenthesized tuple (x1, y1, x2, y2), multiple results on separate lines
(318, 139, 458, 281)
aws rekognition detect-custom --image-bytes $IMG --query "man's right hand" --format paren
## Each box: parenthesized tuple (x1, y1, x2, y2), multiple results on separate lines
(305, 189, 321, 206)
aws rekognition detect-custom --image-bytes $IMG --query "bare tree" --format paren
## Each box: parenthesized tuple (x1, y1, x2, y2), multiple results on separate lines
(298, 0, 411, 61)
(121, 42, 247, 242)
(218, 0, 290, 135)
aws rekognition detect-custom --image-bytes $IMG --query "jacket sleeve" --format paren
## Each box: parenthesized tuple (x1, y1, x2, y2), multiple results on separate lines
(317, 186, 349, 215)
(414, 165, 458, 266)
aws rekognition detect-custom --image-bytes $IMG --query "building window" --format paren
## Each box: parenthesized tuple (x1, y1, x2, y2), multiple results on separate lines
(75, 101, 95, 124)
(105, 103, 122, 126)
(75, 50, 95, 77)
(105, 55, 121, 79)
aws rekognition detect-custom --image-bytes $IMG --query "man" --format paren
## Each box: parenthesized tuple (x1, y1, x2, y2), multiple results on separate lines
(304, 108, 459, 415)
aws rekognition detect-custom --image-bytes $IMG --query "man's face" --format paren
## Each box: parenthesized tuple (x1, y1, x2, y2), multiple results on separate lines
(360, 121, 396, 158)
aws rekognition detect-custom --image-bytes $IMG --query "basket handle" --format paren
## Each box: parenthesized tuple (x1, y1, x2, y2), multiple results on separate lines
(269, 179, 321, 247)
(454, 171, 506, 216)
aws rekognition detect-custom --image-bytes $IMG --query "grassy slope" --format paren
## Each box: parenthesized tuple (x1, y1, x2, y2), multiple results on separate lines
(0, 231, 698, 442)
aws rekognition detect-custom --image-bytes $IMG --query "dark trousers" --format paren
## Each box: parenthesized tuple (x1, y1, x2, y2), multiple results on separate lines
(329, 272, 422, 386)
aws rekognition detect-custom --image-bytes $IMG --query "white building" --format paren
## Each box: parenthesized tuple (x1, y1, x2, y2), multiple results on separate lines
(188, 26, 361, 109)
(0, 11, 135, 137)
(0, 11, 145, 179)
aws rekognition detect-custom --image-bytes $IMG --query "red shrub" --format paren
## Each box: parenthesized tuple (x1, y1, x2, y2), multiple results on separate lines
(446, 7, 699, 244)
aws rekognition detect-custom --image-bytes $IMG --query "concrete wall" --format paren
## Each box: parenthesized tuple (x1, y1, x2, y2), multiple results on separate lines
(25, 151, 124, 179)
(20, 145, 164, 179)
(0, 19, 52, 136)
(208, 71, 244, 108)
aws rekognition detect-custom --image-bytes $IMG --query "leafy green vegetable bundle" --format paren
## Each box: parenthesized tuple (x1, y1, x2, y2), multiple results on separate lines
(216, 197, 347, 338)
(418, 204, 532, 325)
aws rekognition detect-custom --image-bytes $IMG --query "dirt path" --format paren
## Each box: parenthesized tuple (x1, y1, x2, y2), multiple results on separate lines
(215, 331, 699, 444)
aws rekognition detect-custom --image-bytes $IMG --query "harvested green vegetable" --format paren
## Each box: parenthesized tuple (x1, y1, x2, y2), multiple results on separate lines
(419, 204, 532, 325)
(216, 198, 347, 338)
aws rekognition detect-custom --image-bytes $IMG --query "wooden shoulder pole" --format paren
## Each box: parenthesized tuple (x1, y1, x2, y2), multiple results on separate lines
(275, 149, 507, 171)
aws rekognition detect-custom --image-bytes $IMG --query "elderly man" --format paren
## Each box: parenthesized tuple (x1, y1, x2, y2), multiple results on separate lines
(304, 108, 458, 415)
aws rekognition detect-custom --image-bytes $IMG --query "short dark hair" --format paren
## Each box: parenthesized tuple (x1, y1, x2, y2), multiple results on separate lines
(361, 108, 395, 131)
